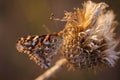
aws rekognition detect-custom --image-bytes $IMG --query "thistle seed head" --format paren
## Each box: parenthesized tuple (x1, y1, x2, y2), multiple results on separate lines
(61, 1, 120, 70)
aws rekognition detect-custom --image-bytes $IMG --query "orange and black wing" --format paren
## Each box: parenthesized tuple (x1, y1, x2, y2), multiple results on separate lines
(16, 34, 62, 69)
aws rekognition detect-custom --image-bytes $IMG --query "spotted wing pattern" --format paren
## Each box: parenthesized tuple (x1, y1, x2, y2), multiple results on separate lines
(16, 34, 62, 69)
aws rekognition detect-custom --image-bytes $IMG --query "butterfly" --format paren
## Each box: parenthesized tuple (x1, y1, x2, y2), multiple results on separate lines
(16, 33, 62, 69)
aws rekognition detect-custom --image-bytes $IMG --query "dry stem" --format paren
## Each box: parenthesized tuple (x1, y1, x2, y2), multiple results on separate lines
(35, 58, 68, 80)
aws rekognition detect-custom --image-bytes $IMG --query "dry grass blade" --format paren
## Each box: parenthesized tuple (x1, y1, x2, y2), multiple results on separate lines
(35, 58, 68, 80)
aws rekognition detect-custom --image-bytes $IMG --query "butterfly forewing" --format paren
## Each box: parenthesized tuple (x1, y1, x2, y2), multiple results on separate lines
(16, 34, 62, 69)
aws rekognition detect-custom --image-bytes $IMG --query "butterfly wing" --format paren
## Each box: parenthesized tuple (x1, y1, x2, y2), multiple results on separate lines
(16, 34, 62, 69)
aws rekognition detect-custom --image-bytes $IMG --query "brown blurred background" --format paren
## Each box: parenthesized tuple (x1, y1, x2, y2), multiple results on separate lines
(0, 0, 120, 80)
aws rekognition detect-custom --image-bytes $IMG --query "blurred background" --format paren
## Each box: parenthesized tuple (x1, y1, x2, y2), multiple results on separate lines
(0, 0, 120, 80)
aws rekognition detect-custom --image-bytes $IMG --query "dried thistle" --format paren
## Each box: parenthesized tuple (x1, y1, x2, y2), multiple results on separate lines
(16, 1, 120, 80)
(61, 1, 120, 70)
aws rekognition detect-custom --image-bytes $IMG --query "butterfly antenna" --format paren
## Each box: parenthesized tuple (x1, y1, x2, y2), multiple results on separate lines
(42, 24, 51, 33)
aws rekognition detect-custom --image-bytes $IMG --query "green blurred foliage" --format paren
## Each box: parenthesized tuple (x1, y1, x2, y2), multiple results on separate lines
(0, 0, 120, 80)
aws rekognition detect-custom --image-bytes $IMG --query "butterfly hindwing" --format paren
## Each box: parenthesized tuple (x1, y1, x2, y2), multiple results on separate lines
(16, 34, 62, 68)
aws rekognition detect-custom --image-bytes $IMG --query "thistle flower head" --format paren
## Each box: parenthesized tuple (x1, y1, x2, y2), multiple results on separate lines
(61, 1, 120, 70)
